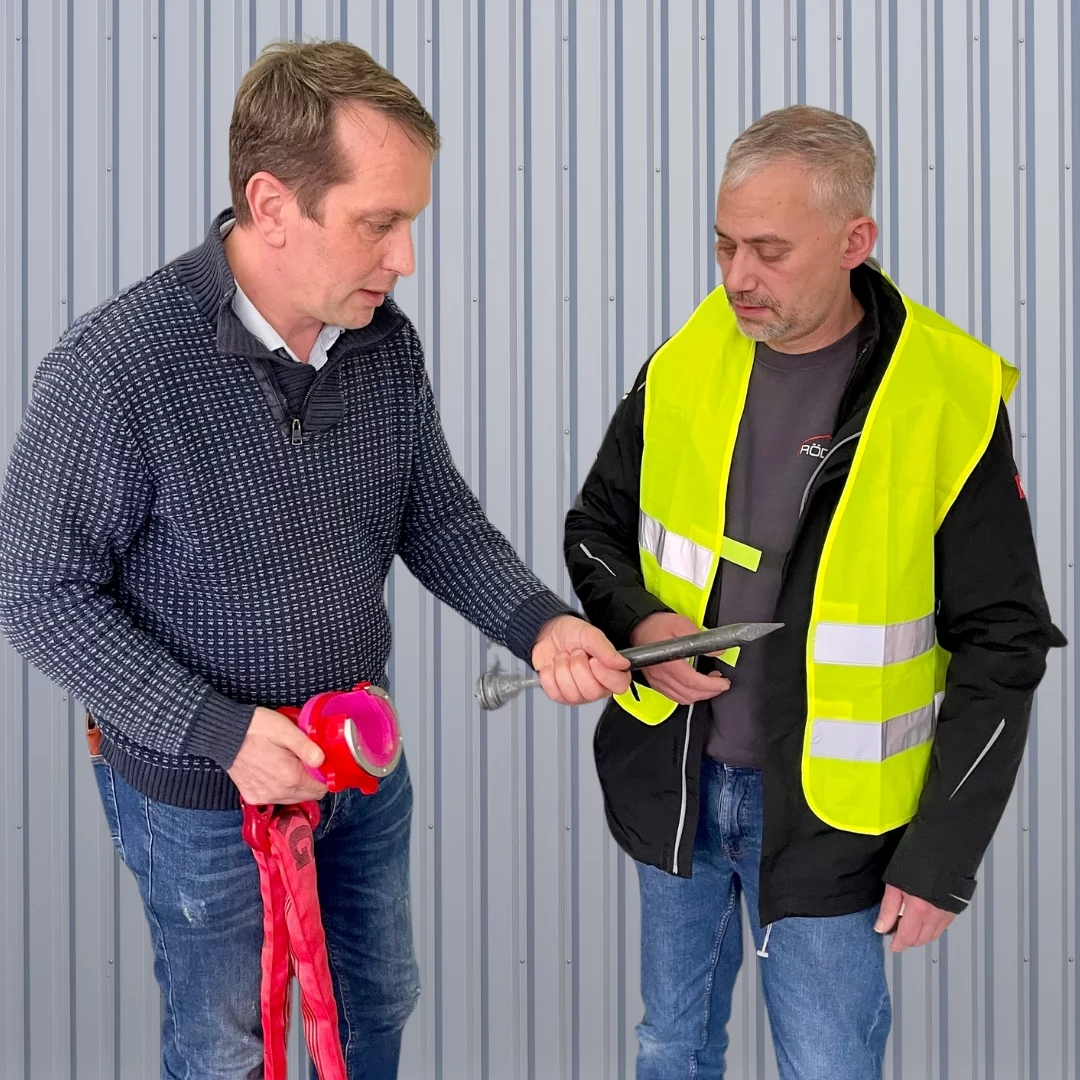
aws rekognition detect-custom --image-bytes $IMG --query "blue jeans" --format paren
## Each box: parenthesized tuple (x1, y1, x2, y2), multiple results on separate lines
(92, 757, 420, 1080)
(636, 762, 890, 1080)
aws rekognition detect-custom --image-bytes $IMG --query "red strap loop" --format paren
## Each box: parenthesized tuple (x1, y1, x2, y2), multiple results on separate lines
(240, 683, 401, 1077)
(243, 800, 347, 1080)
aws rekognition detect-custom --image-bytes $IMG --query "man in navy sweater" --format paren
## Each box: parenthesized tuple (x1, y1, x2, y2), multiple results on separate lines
(0, 41, 629, 1079)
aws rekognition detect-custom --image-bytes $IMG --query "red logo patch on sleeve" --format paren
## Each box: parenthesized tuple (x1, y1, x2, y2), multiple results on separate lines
(1015, 473, 1026, 499)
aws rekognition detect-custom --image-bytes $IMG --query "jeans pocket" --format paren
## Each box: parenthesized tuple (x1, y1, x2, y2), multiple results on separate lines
(91, 758, 126, 861)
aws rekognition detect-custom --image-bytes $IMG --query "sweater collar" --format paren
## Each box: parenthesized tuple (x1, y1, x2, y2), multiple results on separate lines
(172, 208, 406, 359)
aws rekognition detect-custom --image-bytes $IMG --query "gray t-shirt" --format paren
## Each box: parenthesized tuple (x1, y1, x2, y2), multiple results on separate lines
(704, 324, 861, 766)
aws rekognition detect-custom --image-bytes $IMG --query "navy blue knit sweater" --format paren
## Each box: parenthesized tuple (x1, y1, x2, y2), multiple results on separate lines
(0, 211, 568, 809)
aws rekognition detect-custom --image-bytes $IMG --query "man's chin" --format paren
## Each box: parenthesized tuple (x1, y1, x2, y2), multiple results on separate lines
(337, 301, 377, 330)
(735, 315, 784, 342)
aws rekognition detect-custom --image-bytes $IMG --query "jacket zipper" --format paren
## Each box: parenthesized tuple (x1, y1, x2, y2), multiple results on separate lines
(797, 430, 863, 518)
(790, 332, 874, 518)
(671, 702, 697, 874)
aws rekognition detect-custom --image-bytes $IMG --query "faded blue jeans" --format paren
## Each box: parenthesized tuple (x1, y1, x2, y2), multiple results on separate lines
(636, 762, 890, 1080)
(92, 755, 420, 1080)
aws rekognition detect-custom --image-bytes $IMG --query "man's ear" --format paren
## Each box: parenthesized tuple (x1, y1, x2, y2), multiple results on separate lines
(841, 216, 878, 269)
(242, 172, 292, 249)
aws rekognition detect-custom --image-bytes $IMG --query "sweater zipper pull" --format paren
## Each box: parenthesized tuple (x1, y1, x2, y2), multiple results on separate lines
(290, 417, 303, 445)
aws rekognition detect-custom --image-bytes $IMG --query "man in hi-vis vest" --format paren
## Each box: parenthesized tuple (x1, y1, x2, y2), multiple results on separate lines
(565, 105, 1065, 1080)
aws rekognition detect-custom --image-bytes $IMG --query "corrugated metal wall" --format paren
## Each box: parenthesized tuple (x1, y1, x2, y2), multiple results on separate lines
(1, 1, 1075, 1078)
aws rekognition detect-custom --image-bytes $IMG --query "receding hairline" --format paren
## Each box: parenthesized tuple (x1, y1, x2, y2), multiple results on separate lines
(334, 98, 439, 157)
(228, 39, 440, 225)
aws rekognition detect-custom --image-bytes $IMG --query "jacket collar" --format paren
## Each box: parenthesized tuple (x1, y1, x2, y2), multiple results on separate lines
(837, 261, 908, 426)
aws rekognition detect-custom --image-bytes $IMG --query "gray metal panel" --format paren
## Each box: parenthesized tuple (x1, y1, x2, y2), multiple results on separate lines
(2, 2, 1076, 1078)
(2, 6, 26, 1080)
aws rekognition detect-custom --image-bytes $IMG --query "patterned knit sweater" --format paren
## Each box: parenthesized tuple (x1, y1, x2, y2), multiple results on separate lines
(0, 211, 568, 808)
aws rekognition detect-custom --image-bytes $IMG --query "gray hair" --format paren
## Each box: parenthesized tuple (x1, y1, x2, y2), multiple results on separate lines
(722, 105, 876, 224)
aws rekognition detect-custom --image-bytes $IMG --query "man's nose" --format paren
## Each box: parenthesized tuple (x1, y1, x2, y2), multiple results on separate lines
(722, 248, 757, 295)
(385, 224, 416, 278)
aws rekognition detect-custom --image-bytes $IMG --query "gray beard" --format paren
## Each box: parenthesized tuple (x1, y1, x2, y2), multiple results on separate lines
(734, 314, 797, 342)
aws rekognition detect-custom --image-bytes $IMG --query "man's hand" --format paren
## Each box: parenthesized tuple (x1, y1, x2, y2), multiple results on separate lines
(531, 614, 632, 705)
(227, 706, 329, 805)
(875, 884, 956, 952)
(629, 612, 731, 705)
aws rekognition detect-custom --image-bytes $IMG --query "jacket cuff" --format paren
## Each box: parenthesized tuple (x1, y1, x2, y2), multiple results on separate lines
(181, 689, 255, 770)
(883, 854, 976, 915)
(603, 594, 675, 651)
(504, 590, 574, 664)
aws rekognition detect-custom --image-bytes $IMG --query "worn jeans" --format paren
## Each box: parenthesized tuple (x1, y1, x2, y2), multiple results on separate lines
(636, 761, 890, 1080)
(92, 755, 420, 1080)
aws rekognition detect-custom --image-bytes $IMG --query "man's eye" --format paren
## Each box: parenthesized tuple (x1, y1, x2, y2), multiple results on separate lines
(716, 243, 736, 258)
(759, 251, 787, 263)
(369, 221, 395, 235)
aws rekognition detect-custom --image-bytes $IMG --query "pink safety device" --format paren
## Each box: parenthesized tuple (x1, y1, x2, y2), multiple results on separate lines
(281, 682, 403, 796)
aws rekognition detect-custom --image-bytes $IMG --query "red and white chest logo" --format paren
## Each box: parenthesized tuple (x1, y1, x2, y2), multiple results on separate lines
(798, 434, 833, 460)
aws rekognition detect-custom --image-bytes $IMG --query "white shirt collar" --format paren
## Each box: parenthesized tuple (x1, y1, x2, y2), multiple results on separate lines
(220, 218, 343, 371)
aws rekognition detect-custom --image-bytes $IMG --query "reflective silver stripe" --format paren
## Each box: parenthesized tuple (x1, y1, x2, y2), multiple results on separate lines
(949, 717, 1005, 799)
(809, 692, 944, 763)
(813, 613, 936, 667)
(638, 512, 713, 589)
(578, 542, 616, 578)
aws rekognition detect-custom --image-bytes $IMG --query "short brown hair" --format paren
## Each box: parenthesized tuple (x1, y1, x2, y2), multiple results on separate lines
(722, 105, 876, 224)
(229, 40, 440, 226)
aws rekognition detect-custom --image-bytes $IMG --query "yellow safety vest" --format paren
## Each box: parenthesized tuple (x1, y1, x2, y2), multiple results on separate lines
(614, 274, 1017, 835)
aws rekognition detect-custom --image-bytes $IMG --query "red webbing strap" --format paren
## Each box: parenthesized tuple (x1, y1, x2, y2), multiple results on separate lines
(244, 801, 347, 1080)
